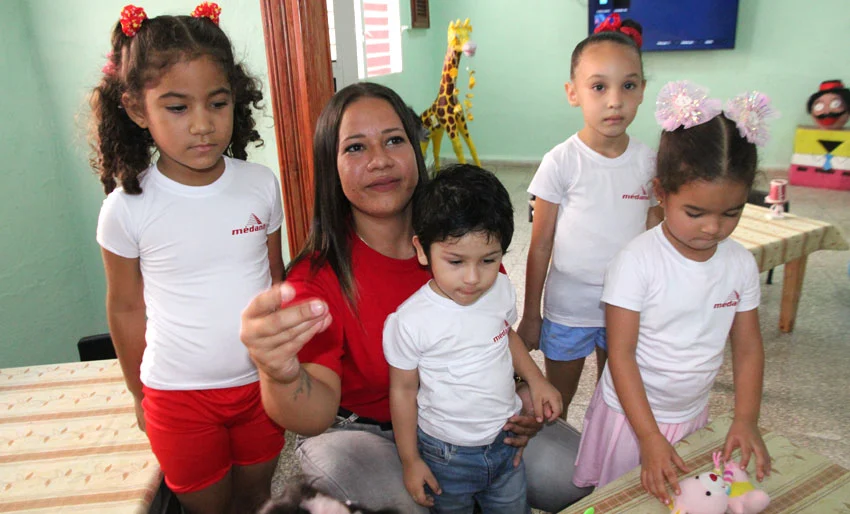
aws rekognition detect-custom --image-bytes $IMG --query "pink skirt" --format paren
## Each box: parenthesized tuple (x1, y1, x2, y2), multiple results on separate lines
(572, 385, 709, 489)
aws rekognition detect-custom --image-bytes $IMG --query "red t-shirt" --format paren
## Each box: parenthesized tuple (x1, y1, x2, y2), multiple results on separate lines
(288, 236, 431, 422)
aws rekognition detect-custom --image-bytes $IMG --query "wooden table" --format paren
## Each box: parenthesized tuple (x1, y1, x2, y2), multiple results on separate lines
(0, 360, 161, 513)
(730, 204, 848, 332)
(562, 414, 850, 513)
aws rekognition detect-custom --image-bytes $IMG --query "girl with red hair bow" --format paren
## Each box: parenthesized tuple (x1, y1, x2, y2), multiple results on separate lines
(518, 13, 658, 427)
(90, 4, 285, 512)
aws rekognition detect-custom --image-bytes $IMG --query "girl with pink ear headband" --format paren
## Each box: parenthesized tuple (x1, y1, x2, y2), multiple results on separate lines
(573, 81, 776, 506)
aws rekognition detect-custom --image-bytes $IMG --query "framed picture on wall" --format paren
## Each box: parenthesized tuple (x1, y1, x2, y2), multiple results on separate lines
(411, 0, 429, 28)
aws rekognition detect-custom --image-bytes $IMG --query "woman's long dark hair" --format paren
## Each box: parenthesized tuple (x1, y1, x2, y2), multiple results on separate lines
(286, 83, 429, 308)
(89, 13, 263, 195)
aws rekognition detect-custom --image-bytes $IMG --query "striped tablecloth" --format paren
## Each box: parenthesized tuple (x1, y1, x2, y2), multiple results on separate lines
(0, 360, 161, 513)
(732, 204, 848, 273)
(561, 414, 850, 513)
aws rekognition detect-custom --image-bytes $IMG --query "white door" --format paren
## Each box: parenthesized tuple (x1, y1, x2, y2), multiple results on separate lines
(328, 0, 361, 91)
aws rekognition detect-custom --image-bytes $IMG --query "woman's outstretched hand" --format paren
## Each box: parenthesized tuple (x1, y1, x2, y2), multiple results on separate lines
(240, 282, 333, 384)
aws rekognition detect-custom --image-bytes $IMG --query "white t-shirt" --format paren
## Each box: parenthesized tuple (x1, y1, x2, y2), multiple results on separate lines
(96, 157, 283, 390)
(528, 134, 656, 326)
(383, 273, 522, 446)
(599, 224, 760, 423)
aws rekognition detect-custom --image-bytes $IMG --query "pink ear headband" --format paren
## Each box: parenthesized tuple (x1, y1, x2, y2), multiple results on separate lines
(655, 80, 778, 147)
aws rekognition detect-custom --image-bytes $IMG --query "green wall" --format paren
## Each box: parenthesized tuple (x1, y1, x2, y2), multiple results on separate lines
(385, 0, 849, 169)
(369, 1, 443, 117)
(0, 1, 97, 366)
(1, 0, 282, 367)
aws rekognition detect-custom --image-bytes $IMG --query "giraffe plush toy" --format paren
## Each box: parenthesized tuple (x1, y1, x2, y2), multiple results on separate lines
(420, 18, 481, 170)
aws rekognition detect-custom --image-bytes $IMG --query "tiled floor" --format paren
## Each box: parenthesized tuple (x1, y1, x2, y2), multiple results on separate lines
(272, 162, 850, 503)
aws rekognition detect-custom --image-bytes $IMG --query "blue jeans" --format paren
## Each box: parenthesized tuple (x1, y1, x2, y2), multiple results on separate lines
(418, 428, 531, 514)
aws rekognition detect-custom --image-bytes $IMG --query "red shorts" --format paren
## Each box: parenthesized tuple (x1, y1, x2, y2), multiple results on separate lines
(141, 382, 285, 494)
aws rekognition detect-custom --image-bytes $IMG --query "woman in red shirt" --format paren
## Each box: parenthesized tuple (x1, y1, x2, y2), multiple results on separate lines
(240, 82, 590, 512)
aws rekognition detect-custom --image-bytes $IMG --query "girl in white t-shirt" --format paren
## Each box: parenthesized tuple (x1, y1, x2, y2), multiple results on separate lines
(573, 81, 777, 504)
(90, 4, 284, 511)
(518, 16, 662, 420)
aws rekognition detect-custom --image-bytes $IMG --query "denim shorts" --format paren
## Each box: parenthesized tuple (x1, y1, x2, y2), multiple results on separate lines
(417, 428, 530, 513)
(538, 319, 607, 361)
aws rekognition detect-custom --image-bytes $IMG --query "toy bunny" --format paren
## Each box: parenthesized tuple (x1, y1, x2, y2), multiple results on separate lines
(723, 460, 771, 514)
(668, 452, 729, 514)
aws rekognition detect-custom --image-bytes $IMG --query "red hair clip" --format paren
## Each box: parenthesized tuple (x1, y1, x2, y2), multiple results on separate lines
(594, 13, 642, 48)
(594, 13, 623, 34)
(120, 4, 147, 37)
(619, 26, 642, 48)
(191, 2, 222, 25)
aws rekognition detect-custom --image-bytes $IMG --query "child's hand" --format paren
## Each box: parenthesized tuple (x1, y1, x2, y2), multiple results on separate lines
(402, 458, 441, 507)
(529, 379, 563, 422)
(639, 432, 689, 505)
(723, 419, 771, 481)
(133, 396, 146, 432)
(517, 317, 542, 351)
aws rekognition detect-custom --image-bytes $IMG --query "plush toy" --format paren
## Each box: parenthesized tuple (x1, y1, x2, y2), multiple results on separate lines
(669, 453, 729, 514)
(807, 80, 849, 130)
(723, 460, 771, 514)
(668, 452, 771, 514)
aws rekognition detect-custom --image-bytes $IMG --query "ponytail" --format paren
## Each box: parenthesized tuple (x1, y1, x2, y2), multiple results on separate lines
(89, 23, 154, 195)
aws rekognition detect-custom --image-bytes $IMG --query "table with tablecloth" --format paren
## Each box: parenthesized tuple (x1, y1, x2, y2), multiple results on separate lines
(730, 204, 847, 332)
(0, 359, 161, 513)
(562, 413, 850, 513)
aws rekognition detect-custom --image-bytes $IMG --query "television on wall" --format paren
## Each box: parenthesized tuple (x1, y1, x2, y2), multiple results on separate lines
(588, 0, 740, 52)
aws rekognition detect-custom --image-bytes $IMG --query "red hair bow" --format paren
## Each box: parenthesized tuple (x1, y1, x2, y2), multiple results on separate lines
(594, 13, 642, 48)
(191, 2, 222, 25)
(594, 13, 623, 33)
(620, 26, 642, 48)
(120, 4, 147, 37)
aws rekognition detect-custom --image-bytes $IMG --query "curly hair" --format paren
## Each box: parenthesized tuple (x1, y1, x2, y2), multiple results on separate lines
(89, 13, 263, 195)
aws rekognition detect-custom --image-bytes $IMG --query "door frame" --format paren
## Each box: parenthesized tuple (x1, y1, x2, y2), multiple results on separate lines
(259, 0, 334, 258)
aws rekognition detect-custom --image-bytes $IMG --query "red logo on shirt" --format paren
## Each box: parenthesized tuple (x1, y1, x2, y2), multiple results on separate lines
(493, 320, 510, 343)
(622, 185, 650, 200)
(232, 213, 268, 236)
(713, 290, 740, 309)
